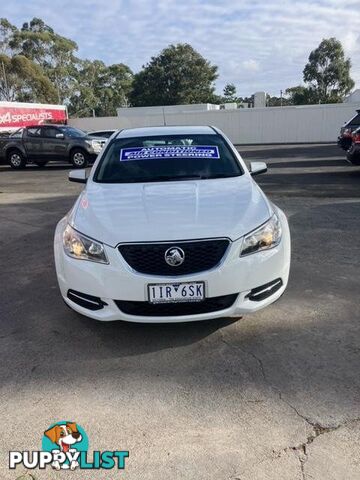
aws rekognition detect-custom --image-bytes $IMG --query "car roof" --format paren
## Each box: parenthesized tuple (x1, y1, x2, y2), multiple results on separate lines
(89, 129, 116, 133)
(116, 125, 216, 138)
(26, 124, 67, 128)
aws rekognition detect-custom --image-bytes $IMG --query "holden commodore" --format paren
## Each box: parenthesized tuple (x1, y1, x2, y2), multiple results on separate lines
(54, 126, 291, 322)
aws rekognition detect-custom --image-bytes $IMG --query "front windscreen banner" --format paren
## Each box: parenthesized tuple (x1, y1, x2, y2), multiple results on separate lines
(120, 145, 220, 161)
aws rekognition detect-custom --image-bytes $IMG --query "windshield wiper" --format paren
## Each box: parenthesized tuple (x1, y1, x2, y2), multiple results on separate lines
(201, 173, 239, 179)
(152, 174, 204, 181)
(112, 174, 238, 183)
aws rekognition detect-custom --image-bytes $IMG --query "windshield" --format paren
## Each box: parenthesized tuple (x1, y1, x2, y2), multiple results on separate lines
(347, 113, 360, 127)
(94, 134, 243, 183)
(60, 126, 86, 138)
(10, 128, 23, 138)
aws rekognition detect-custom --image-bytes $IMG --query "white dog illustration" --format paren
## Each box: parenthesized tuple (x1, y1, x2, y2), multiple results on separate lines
(44, 422, 82, 470)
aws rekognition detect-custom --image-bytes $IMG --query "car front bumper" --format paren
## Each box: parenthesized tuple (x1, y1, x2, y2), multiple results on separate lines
(337, 136, 352, 150)
(346, 144, 360, 165)
(54, 209, 291, 323)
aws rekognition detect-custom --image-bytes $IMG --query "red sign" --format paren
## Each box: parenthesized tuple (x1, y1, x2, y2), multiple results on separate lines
(0, 105, 67, 130)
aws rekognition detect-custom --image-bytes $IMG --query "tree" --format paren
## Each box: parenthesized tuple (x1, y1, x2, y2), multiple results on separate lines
(0, 53, 57, 102)
(9, 17, 79, 102)
(69, 60, 133, 117)
(129, 43, 218, 106)
(285, 86, 316, 105)
(223, 83, 237, 102)
(303, 38, 354, 103)
(0, 18, 17, 55)
(266, 94, 291, 107)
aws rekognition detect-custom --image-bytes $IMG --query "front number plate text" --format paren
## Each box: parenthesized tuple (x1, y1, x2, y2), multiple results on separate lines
(148, 282, 205, 303)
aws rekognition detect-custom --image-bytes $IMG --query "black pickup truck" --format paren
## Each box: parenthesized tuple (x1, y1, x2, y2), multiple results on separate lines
(0, 124, 107, 169)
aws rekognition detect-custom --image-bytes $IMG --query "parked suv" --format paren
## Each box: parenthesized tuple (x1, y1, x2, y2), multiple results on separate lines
(337, 110, 360, 150)
(0, 125, 107, 169)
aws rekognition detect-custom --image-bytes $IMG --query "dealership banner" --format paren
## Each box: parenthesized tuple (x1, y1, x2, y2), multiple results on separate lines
(0, 103, 67, 131)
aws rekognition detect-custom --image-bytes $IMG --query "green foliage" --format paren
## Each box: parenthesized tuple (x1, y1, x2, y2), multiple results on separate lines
(0, 17, 134, 115)
(69, 60, 133, 117)
(287, 38, 355, 105)
(285, 86, 316, 105)
(0, 18, 17, 55)
(303, 38, 354, 103)
(9, 17, 79, 102)
(266, 94, 291, 107)
(0, 53, 57, 102)
(223, 83, 237, 102)
(129, 43, 218, 106)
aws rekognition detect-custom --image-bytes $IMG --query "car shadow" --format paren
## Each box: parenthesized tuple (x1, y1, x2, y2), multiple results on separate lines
(268, 159, 348, 168)
(0, 162, 93, 172)
(238, 143, 340, 160)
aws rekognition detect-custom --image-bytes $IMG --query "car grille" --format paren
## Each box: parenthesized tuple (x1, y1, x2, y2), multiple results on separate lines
(114, 294, 238, 317)
(118, 239, 230, 276)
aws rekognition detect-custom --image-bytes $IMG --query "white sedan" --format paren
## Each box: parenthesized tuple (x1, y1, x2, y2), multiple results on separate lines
(54, 126, 290, 322)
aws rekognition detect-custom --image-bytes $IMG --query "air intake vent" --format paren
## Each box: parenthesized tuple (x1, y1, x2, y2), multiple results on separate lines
(115, 293, 238, 317)
(246, 278, 283, 302)
(67, 290, 107, 311)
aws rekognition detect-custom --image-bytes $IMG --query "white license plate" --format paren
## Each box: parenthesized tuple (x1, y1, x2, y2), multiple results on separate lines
(148, 282, 205, 304)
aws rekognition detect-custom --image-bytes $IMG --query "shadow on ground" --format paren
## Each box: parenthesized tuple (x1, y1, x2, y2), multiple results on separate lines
(238, 143, 341, 160)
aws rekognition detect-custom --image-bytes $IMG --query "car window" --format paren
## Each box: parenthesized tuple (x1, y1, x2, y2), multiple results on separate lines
(348, 113, 360, 126)
(10, 129, 23, 138)
(27, 127, 41, 137)
(59, 126, 86, 138)
(103, 131, 115, 138)
(42, 127, 60, 138)
(90, 131, 114, 138)
(94, 134, 243, 184)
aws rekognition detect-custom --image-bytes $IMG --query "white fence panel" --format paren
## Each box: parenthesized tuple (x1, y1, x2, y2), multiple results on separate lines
(69, 102, 360, 144)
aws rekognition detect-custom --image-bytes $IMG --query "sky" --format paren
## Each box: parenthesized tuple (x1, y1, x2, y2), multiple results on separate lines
(2, 0, 360, 97)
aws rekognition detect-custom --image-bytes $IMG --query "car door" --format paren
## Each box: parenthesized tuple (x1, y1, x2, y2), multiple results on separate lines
(41, 126, 67, 160)
(23, 127, 43, 159)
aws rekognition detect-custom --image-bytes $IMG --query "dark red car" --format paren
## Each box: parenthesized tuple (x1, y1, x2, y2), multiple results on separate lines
(338, 109, 360, 150)
(346, 126, 360, 165)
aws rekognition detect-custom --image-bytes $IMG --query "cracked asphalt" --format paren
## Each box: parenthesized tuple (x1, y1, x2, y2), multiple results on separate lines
(0, 144, 359, 479)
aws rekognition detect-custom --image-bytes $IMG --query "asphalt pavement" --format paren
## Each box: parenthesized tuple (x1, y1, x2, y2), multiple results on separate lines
(0, 144, 359, 480)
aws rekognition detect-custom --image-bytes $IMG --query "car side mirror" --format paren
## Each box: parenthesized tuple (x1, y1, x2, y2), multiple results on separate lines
(250, 161, 267, 176)
(56, 133, 65, 139)
(69, 169, 87, 184)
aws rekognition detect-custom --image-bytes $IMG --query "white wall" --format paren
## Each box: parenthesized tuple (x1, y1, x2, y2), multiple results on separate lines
(117, 103, 220, 116)
(69, 102, 360, 144)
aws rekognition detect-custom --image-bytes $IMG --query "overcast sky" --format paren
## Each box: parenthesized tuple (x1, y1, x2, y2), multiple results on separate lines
(3, 0, 360, 97)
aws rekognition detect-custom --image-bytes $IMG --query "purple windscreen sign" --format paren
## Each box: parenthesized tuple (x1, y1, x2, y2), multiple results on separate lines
(120, 145, 220, 161)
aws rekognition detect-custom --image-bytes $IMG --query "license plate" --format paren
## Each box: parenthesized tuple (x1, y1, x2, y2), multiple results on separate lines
(148, 281, 205, 304)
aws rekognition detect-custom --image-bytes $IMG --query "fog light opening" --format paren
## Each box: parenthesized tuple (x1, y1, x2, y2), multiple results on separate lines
(246, 278, 283, 302)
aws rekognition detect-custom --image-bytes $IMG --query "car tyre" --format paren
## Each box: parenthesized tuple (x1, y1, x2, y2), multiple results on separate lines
(8, 150, 26, 169)
(70, 149, 88, 168)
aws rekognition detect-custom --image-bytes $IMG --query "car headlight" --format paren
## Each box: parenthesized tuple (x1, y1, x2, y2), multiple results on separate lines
(240, 213, 282, 256)
(63, 225, 109, 264)
(85, 139, 103, 153)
